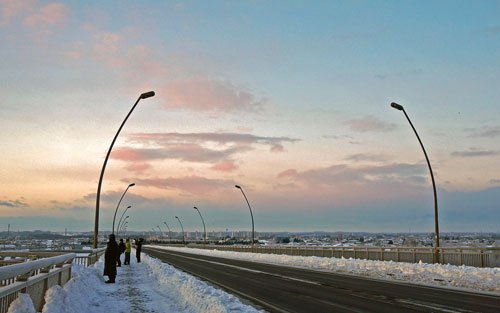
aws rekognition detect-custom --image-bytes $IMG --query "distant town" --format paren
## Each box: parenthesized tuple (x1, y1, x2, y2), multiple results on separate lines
(1, 230, 498, 250)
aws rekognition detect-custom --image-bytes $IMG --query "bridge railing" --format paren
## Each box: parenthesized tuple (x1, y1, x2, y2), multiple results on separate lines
(0, 253, 75, 313)
(183, 244, 500, 268)
(0, 249, 105, 313)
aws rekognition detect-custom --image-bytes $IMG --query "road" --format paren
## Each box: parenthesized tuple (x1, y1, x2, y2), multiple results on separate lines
(143, 247, 500, 313)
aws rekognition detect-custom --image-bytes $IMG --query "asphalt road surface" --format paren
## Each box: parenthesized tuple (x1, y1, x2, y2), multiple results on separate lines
(143, 247, 500, 313)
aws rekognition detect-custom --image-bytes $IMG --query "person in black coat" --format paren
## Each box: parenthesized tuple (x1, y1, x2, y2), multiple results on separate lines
(103, 234, 118, 283)
(117, 238, 125, 267)
(135, 238, 143, 263)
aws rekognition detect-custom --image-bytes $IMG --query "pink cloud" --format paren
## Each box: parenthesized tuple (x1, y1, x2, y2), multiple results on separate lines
(133, 175, 234, 195)
(91, 31, 124, 67)
(277, 169, 298, 178)
(23, 2, 67, 28)
(161, 78, 266, 113)
(124, 162, 151, 174)
(270, 143, 285, 153)
(0, 0, 35, 25)
(211, 160, 238, 172)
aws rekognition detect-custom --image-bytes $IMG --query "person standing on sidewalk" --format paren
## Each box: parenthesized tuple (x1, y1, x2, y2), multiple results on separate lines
(135, 238, 143, 263)
(117, 238, 125, 267)
(124, 238, 131, 265)
(104, 234, 118, 283)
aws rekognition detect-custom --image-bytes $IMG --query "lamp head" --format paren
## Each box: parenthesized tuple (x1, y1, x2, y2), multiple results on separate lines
(129, 183, 136, 187)
(140, 91, 155, 99)
(193, 206, 198, 210)
(175, 216, 179, 219)
(127, 205, 131, 208)
(235, 185, 241, 189)
(390, 102, 404, 111)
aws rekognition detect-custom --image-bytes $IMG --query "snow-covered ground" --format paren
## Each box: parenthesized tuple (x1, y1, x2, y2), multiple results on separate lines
(7, 250, 261, 313)
(150, 245, 500, 294)
(7, 245, 499, 313)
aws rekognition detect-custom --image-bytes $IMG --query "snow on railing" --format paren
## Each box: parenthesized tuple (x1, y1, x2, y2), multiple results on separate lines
(0, 253, 75, 313)
(183, 244, 500, 268)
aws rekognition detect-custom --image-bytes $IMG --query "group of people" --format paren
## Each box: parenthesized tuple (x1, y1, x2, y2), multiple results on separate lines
(103, 234, 144, 283)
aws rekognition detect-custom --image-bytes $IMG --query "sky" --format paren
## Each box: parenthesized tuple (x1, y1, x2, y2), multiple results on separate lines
(1, 0, 499, 234)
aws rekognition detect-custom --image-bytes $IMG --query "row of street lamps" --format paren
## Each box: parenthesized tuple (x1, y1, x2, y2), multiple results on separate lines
(92, 92, 439, 262)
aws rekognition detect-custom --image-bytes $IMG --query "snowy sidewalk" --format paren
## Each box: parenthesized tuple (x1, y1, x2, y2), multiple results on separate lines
(8, 250, 260, 313)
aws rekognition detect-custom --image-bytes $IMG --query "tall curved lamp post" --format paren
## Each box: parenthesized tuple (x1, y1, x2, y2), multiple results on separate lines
(93, 91, 155, 248)
(175, 216, 185, 245)
(390, 102, 440, 262)
(157, 225, 164, 237)
(163, 222, 172, 241)
(112, 184, 135, 234)
(117, 205, 132, 235)
(234, 185, 255, 247)
(117, 215, 129, 236)
(193, 206, 207, 244)
(119, 221, 128, 235)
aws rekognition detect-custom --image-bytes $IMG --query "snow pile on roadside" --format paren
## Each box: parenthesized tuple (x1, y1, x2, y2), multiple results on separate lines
(141, 253, 261, 312)
(150, 245, 500, 293)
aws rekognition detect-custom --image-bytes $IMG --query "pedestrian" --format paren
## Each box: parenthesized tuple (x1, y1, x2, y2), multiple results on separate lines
(117, 238, 125, 267)
(124, 238, 131, 265)
(103, 234, 118, 283)
(135, 238, 143, 263)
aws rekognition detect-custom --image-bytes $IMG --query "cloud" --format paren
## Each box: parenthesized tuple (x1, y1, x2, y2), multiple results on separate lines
(211, 160, 238, 172)
(277, 163, 428, 194)
(112, 132, 299, 172)
(23, 2, 67, 28)
(0, 198, 29, 208)
(0, 0, 35, 26)
(132, 175, 235, 195)
(160, 78, 266, 113)
(490, 179, 500, 185)
(277, 169, 298, 178)
(344, 153, 390, 163)
(450, 148, 500, 158)
(344, 116, 397, 133)
(465, 126, 500, 139)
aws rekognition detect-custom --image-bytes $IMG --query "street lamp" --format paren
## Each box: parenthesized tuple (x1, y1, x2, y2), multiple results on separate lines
(175, 216, 185, 245)
(119, 221, 128, 235)
(93, 91, 155, 248)
(117, 205, 132, 235)
(390, 102, 440, 262)
(234, 185, 255, 247)
(193, 206, 207, 244)
(117, 215, 129, 236)
(163, 222, 172, 241)
(157, 225, 163, 237)
(112, 184, 135, 234)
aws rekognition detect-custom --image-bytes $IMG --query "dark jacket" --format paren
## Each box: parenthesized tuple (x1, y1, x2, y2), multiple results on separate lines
(135, 239, 143, 253)
(118, 241, 126, 254)
(103, 236, 118, 277)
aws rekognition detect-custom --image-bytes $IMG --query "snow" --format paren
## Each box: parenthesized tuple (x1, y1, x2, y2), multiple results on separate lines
(7, 245, 499, 313)
(150, 245, 500, 293)
(9, 250, 261, 313)
(7, 294, 36, 313)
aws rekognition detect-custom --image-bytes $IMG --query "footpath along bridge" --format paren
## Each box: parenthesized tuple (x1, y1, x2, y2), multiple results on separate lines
(1, 245, 499, 312)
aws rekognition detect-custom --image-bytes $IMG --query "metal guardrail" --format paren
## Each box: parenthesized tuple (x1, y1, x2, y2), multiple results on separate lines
(0, 249, 105, 313)
(0, 253, 75, 313)
(184, 244, 500, 268)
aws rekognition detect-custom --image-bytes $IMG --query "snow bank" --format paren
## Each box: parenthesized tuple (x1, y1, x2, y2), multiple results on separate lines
(150, 245, 500, 293)
(142, 253, 261, 312)
(7, 294, 36, 313)
(6, 250, 260, 313)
